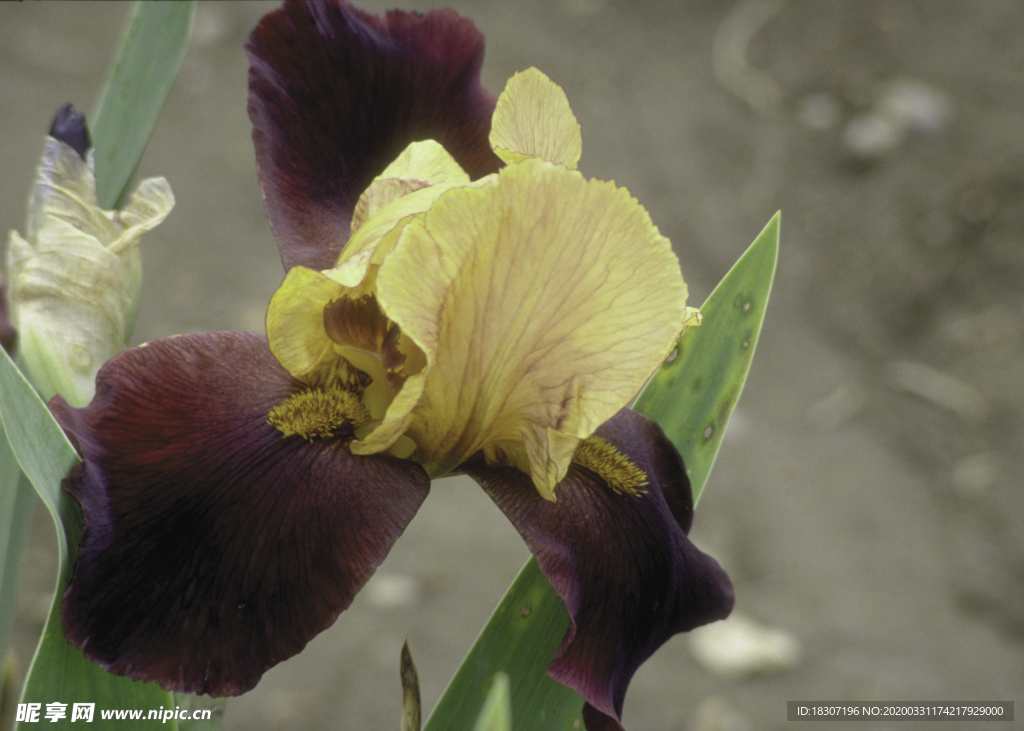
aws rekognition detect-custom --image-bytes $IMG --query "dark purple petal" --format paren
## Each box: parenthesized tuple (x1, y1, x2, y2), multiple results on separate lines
(465, 409, 734, 728)
(0, 276, 15, 355)
(246, 0, 503, 272)
(51, 331, 430, 696)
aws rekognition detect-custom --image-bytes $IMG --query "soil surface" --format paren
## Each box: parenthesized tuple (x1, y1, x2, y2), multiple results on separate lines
(2, 2, 1022, 730)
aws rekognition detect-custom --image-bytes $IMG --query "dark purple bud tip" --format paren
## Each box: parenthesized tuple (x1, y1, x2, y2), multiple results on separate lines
(0, 277, 16, 356)
(49, 103, 91, 160)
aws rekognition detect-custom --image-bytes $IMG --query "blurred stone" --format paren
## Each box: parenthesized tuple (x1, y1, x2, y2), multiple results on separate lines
(561, 0, 610, 15)
(879, 78, 952, 134)
(843, 112, 903, 159)
(843, 77, 951, 159)
(688, 612, 801, 678)
(191, 4, 231, 48)
(364, 573, 421, 610)
(805, 384, 866, 432)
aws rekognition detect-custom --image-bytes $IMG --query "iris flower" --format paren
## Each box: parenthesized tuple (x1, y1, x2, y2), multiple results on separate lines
(49, 2, 733, 728)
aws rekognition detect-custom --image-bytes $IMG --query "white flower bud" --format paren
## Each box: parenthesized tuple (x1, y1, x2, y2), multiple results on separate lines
(5, 106, 174, 406)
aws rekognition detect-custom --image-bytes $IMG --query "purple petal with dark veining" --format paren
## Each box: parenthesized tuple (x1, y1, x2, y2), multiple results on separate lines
(51, 331, 430, 696)
(466, 409, 734, 728)
(246, 0, 502, 272)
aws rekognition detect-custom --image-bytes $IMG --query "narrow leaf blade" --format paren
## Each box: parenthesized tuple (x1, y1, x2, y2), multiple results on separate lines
(4, 3, 199, 724)
(635, 211, 779, 501)
(472, 672, 512, 731)
(0, 344, 178, 728)
(90, 1, 195, 208)
(424, 560, 581, 731)
(0, 438, 34, 669)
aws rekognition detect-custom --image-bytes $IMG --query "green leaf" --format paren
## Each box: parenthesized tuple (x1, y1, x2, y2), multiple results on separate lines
(635, 210, 780, 501)
(90, 1, 195, 209)
(424, 560, 580, 731)
(426, 214, 779, 730)
(0, 350, 80, 515)
(472, 673, 512, 731)
(0, 3, 217, 727)
(0, 345, 176, 729)
(0, 436, 34, 675)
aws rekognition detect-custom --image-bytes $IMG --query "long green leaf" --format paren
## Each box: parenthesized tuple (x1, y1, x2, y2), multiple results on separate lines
(1, 3, 211, 728)
(0, 437, 34, 676)
(472, 673, 512, 731)
(426, 214, 779, 730)
(90, 1, 195, 209)
(0, 345, 178, 729)
(425, 560, 579, 731)
(635, 211, 779, 501)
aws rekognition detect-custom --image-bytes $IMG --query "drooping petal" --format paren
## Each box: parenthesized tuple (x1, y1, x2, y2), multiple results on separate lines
(246, 0, 502, 272)
(373, 158, 688, 497)
(489, 67, 582, 169)
(51, 332, 430, 696)
(465, 409, 734, 727)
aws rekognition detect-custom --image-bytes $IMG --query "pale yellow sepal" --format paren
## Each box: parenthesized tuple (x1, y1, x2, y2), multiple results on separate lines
(373, 157, 687, 497)
(489, 67, 582, 169)
(6, 135, 173, 406)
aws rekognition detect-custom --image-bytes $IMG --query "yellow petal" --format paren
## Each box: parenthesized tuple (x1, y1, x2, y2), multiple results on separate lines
(328, 184, 448, 289)
(331, 142, 481, 288)
(373, 157, 687, 499)
(489, 67, 582, 169)
(350, 140, 470, 235)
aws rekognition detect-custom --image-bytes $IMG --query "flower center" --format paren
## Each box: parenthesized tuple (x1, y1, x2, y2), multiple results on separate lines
(265, 285, 428, 463)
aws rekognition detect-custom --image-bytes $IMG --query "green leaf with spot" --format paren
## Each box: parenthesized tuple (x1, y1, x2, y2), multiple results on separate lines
(425, 214, 779, 730)
(635, 211, 779, 501)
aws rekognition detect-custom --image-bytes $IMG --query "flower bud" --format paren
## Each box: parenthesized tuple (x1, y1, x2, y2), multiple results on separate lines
(5, 104, 174, 406)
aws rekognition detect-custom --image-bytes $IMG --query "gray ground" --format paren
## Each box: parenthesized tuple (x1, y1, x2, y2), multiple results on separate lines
(2, 2, 1022, 730)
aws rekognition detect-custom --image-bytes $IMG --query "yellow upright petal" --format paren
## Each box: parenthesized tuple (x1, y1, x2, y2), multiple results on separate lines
(373, 157, 687, 499)
(489, 67, 582, 169)
(350, 140, 470, 235)
(332, 142, 478, 287)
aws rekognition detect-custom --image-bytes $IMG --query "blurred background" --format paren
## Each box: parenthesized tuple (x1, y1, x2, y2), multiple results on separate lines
(2, 1, 1022, 729)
